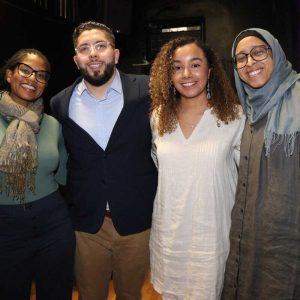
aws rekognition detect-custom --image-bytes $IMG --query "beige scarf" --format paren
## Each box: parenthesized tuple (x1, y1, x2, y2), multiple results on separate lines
(0, 91, 43, 202)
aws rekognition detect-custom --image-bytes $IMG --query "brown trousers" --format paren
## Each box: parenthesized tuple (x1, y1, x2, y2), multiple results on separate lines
(75, 216, 150, 300)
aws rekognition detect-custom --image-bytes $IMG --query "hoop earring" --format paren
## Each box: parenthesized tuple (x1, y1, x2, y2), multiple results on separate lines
(206, 80, 212, 100)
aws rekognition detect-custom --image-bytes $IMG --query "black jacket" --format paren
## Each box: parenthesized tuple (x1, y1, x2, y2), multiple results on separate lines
(50, 72, 157, 235)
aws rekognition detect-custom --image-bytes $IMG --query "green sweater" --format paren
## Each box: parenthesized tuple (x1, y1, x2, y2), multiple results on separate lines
(0, 113, 67, 205)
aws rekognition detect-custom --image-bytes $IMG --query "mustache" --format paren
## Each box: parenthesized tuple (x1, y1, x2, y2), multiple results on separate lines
(80, 61, 115, 87)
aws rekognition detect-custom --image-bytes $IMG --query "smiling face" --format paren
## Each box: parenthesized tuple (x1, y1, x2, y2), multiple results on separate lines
(73, 28, 120, 87)
(5, 53, 48, 106)
(235, 36, 274, 88)
(171, 42, 211, 102)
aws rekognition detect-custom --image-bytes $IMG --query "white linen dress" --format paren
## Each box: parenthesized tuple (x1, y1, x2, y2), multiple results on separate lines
(150, 108, 245, 300)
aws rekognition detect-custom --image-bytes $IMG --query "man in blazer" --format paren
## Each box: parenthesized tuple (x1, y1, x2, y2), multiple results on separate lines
(50, 21, 157, 300)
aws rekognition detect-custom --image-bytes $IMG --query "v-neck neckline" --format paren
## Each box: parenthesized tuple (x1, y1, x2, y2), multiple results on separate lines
(178, 108, 211, 141)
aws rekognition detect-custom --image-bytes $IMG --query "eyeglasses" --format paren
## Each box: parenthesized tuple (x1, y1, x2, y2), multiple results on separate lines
(17, 63, 50, 84)
(75, 41, 111, 56)
(232, 45, 271, 69)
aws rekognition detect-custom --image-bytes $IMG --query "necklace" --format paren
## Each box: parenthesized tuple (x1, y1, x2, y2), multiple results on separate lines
(178, 107, 207, 129)
(180, 120, 197, 128)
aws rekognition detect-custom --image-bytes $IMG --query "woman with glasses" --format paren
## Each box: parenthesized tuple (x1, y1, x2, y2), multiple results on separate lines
(0, 49, 75, 300)
(222, 28, 300, 300)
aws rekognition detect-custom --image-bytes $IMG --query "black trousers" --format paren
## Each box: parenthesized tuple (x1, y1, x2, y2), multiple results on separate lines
(0, 191, 76, 300)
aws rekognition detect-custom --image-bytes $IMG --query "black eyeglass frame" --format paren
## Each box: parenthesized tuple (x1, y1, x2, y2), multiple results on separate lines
(232, 45, 272, 70)
(16, 62, 51, 84)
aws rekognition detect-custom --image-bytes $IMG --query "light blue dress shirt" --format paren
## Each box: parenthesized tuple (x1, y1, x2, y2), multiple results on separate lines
(69, 70, 124, 150)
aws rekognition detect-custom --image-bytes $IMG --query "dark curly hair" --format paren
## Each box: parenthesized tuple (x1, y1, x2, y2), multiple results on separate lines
(0, 48, 51, 92)
(150, 36, 240, 136)
(72, 21, 116, 49)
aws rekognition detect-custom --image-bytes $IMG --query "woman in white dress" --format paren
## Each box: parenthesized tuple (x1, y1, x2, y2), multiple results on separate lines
(149, 36, 245, 300)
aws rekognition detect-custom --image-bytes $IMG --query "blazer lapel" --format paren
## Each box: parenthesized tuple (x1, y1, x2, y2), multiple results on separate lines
(60, 77, 82, 120)
(60, 74, 143, 152)
(106, 73, 141, 150)
(61, 77, 105, 152)
(64, 117, 104, 152)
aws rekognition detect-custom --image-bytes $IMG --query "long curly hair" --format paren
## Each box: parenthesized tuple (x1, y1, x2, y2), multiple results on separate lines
(150, 36, 240, 136)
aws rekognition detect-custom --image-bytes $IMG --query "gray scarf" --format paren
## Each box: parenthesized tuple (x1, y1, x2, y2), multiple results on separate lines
(0, 91, 43, 202)
(232, 28, 300, 156)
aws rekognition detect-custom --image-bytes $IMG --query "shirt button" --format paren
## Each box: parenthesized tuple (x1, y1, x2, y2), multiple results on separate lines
(240, 208, 244, 214)
(242, 182, 246, 187)
(244, 156, 248, 160)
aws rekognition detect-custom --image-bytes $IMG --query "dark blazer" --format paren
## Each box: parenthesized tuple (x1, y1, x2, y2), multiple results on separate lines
(50, 72, 157, 235)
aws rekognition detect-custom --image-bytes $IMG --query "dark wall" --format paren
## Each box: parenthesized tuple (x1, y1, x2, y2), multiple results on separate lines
(91, 0, 298, 76)
(0, 0, 299, 102)
(0, 0, 78, 109)
(123, 0, 299, 74)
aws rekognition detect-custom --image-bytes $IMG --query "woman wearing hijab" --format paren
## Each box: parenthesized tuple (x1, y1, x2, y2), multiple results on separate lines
(222, 28, 300, 300)
(0, 49, 75, 300)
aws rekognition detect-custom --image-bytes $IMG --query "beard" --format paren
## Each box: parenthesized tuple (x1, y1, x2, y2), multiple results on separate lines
(80, 61, 115, 86)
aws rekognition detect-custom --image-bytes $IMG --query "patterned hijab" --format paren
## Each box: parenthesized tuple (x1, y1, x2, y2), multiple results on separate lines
(232, 28, 300, 156)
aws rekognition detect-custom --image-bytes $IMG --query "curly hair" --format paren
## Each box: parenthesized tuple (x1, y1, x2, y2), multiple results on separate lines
(0, 48, 50, 92)
(150, 36, 240, 136)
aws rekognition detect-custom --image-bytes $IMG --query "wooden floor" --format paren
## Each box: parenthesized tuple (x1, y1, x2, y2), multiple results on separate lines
(30, 274, 162, 300)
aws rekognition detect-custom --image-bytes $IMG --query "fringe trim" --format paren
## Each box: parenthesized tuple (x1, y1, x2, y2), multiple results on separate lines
(0, 143, 37, 203)
(265, 131, 298, 157)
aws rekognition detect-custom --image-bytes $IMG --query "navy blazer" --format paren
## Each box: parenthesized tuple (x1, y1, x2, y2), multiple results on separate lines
(50, 72, 157, 235)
